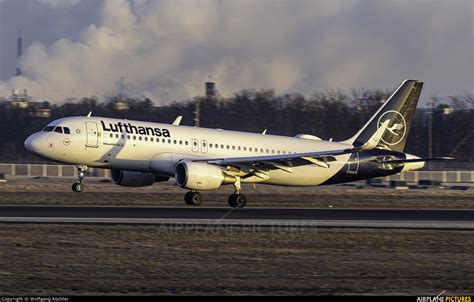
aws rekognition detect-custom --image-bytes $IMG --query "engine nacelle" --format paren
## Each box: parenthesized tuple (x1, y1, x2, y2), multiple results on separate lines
(175, 161, 235, 190)
(111, 170, 168, 187)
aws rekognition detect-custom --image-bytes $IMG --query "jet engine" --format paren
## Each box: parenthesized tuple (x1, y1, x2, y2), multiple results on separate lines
(175, 161, 235, 190)
(111, 170, 168, 187)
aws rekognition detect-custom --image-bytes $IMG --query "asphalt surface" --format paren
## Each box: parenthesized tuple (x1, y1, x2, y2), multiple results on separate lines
(0, 206, 473, 229)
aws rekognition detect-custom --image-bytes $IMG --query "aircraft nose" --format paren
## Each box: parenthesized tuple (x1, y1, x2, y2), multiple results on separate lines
(24, 133, 42, 154)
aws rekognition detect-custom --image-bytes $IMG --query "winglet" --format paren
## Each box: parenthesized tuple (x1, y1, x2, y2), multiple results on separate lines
(87, 111, 92, 118)
(357, 119, 389, 151)
(172, 116, 183, 126)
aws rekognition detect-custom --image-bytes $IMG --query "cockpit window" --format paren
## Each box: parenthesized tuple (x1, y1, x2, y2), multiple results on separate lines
(54, 127, 63, 134)
(43, 126, 55, 132)
(63, 127, 71, 134)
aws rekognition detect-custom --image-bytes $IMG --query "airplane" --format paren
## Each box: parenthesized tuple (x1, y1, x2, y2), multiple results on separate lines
(24, 80, 451, 208)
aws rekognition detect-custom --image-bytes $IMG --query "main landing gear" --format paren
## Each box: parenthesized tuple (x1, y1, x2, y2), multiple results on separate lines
(72, 165, 87, 193)
(228, 193, 247, 208)
(182, 177, 248, 208)
(228, 177, 247, 208)
(184, 191, 203, 206)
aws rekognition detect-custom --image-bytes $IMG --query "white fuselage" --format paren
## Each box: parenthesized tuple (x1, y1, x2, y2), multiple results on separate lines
(25, 116, 355, 186)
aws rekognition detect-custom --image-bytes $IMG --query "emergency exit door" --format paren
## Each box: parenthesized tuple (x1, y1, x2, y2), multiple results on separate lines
(346, 152, 359, 174)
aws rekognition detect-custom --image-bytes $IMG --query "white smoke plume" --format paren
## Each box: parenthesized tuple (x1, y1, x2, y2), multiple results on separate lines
(0, 0, 472, 104)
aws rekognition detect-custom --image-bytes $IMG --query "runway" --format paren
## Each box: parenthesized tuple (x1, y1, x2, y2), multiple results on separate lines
(0, 206, 473, 229)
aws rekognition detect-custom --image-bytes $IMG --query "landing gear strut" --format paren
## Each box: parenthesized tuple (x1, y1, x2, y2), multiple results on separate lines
(184, 191, 202, 206)
(72, 165, 87, 193)
(228, 177, 247, 208)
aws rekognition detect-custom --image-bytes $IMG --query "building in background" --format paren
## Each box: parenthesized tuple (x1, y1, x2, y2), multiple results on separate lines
(6, 88, 51, 118)
(205, 80, 216, 97)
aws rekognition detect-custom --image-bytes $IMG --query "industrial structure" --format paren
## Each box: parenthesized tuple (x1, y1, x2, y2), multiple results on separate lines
(16, 30, 22, 77)
(195, 77, 217, 127)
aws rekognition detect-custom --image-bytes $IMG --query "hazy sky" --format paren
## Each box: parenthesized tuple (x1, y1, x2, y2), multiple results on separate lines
(0, 0, 472, 105)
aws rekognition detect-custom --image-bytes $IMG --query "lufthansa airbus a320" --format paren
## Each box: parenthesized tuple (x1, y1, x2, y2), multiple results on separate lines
(24, 80, 450, 208)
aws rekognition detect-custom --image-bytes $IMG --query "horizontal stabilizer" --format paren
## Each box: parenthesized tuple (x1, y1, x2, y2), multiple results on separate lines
(375, 157, 454, 164)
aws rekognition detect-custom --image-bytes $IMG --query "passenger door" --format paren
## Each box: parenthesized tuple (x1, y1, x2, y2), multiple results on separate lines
(85, 121, 99, 148)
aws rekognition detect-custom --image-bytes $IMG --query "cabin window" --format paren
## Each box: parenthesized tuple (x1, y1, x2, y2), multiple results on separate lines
(271, 150, 275, 154)
(266, 149, 269, 153)
(162, 138, 166, 143)
(243, 147, 246, 151)
(150, 138, 154, 142)
(249, 147, 252, 152)
(185, 141, 188, 145)
(127, 135, 130, 139)
(144, 137, 148, 141)
(226, 145, 230, 149)
(133, 136, 136, 140)
(221, 144, 224, 149)
(54, 127, 63, 134)
(260, 148, 264, 153)
(168, 139, 171, 144)
(63, 127, 71, 134)
(109, 133, 113, 138)
(238, 146, 241, 151)
(115, 134, 119, 138)
(179, 140, 182, 145)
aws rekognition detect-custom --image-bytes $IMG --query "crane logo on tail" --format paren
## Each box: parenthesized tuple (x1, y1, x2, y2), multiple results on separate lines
(377, 110, 406, 145)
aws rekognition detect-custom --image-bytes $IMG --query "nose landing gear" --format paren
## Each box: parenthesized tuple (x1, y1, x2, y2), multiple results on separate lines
(72, 165, 87, 193)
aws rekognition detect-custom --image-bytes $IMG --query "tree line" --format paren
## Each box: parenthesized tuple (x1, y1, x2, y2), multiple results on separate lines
(0, 89, 472, 163)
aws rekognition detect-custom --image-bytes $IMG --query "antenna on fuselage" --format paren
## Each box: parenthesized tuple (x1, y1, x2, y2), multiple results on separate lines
(87, 111, 92, 118)
(262, 129, 267, 135)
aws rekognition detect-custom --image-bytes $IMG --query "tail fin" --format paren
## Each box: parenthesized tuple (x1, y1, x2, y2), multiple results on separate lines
(348, 79, 423, 153)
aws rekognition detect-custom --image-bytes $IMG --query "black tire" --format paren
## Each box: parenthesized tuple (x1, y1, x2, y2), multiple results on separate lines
(184, 192, 194, 205)
(235, 194, 247, 208)
(72, 182, 83, 193)
(228, 194, 238, 208)
(190, 192, 202, 206)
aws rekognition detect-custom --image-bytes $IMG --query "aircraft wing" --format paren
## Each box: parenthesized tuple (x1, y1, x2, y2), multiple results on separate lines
(192, 147, 360, 175)
(193, 119, 391, 170)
